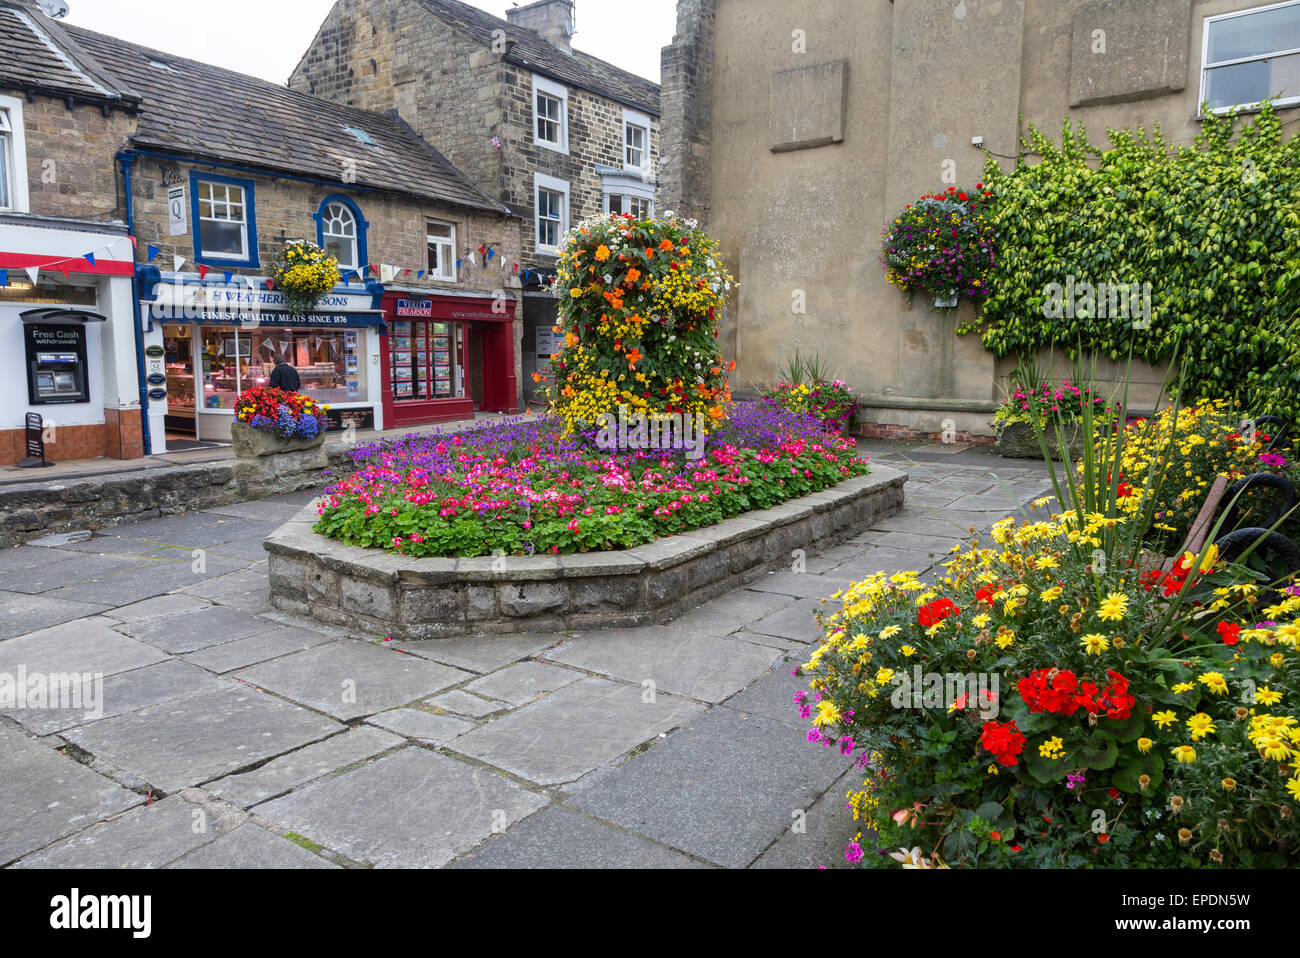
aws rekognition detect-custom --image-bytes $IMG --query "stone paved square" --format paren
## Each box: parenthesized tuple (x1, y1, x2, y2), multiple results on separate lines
(234, 640, 473, 720)
(256, 748, 548, 868)
(463, 661, 582, 706)
(62, 685, 344, 792)
(451, 678, 707, 785)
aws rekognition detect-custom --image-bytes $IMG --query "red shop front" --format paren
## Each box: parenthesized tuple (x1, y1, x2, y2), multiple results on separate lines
(379, 292, 517, 428)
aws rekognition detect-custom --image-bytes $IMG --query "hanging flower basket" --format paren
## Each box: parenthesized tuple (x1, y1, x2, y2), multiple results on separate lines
(881, 185, 997, 310)
(270, 239, 341, 316)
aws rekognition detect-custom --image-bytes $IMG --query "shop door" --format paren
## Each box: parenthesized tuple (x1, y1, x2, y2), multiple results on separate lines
(468, 330, 484, 409)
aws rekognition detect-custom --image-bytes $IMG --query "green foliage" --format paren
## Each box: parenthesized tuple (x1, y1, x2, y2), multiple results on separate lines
(963, 104, 1300, 427)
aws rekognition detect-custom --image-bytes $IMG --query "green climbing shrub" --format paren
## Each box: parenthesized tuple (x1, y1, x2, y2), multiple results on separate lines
(960, 104, 1300, 427)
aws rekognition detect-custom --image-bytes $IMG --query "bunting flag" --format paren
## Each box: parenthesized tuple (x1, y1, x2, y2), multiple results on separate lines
(487, 248, 495, 261)
(369, 264, 378, 276)
(198, 266, 210, 280)
(147, 244, 160, 262)
(173, 255, 186, 271)
(223, 271, 233, 284)
(456, 259, 462, 270)
(266, 280, 275, 291)
(24, 266, 39, 285)
(129, 236, 138, 249)
(84, 253, 96, 267)
(477, 244, 487, 258)
(0, 270, 7, 288)
(513, 263, 519, 274)
(417, 269, 426, 279)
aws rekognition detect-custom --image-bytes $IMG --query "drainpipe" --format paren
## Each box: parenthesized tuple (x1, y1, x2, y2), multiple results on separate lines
(117, 151, 152, 458)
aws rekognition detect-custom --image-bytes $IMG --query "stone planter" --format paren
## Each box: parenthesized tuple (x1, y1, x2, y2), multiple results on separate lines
(994, 420, 1085, 461)
(264, 466, 908, 640)
(231, 418, 326, 459)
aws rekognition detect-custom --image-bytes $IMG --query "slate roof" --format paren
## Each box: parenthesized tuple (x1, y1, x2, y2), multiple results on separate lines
(418, 0, 660, 116)
(0, 0, 137, 106)
(46, 18, 508, 213)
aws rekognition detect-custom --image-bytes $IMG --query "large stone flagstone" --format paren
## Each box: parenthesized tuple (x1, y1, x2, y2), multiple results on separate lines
(463, 661, 582, 707)
(544, 627, 781, 704)
(567, 705, 851, 868)
(451, 677, 706, 785)
(117, 604, 273, 655)
(206, 726, 403, 808)
(0, 725, 140, 866)
(256, 747, 547, 868)
(12, 796, 220, 869)
(0, 591, 110, 640)
(4, 660, 226, 736)
(234, 640, 472, 720)
(0, 617, 167, 677)
(452, 806, 707, 869)
(394, 632, 565, 674)
(166, 823, 338, 869)
(62, 685, 343, 792)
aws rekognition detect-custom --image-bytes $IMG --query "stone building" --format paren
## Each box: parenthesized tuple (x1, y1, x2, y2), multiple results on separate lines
(289, 0, 661, 403)
(660, 0, 1300, 439)
(1, 0, 524, 464)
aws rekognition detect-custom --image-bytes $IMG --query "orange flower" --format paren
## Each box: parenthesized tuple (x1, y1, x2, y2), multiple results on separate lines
(644, 248, 655, 259)
(626, 348, 643, 368)
(594, 245, 611, 262)
(625, 268, 642, 284)
(531, 372, 542, 383)
(659, 239, 675, 251)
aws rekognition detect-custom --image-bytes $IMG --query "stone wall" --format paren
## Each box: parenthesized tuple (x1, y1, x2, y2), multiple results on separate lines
(266, 466, 907, 639)
(661, 0, 1300, 437)
(658, 0, 714, 219)
(15, 91, 134, 220)
(0, 444, 355, 550)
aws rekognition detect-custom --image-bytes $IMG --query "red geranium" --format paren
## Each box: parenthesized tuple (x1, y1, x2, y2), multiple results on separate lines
(980, 719, 1027, 767)
(918, 598, 961, 627)
(1217, 622, 1241, 645)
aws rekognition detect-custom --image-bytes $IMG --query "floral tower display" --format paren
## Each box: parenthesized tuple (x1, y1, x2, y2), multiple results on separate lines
(540, 212, 736, 434)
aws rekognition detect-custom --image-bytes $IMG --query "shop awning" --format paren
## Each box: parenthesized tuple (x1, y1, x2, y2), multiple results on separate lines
(147, 307, 387, 332)
(20, 308, 108, 324)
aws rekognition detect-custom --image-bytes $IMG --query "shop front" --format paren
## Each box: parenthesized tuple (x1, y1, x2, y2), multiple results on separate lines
(140, 274, 387, 446)
(0, 215, 137, 465)
(380, 291, 518, 429)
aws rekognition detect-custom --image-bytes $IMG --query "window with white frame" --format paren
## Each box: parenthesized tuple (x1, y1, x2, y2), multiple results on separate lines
(534, 173, 569, 254)
(1202, 1, 1300, 113)
(604, 193, 651, 218)
(196, 179, 250, 260)
(427, 220, 457, 281)
(533, 75, 569, 153)
(321, 201, 359, 270)
(0, 95, 30, 213)
(623, 108, 651, 173)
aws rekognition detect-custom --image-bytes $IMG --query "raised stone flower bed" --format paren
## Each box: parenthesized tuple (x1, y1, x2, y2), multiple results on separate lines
(994, 421, 1085, 461)
(264, 466, 907, 640)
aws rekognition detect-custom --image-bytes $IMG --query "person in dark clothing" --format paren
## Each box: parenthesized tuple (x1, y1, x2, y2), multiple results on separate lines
(269, 360, 301, 392)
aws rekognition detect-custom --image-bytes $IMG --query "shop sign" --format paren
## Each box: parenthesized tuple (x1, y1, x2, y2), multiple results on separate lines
(167, 184, 187, 235)
(396, 299, 432, 318)
(148, 307, 384, 329)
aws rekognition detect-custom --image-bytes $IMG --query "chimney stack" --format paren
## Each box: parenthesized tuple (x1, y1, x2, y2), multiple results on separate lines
(505, 0, 576, 55)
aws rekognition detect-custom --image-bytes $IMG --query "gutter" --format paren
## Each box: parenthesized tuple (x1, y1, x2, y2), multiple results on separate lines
(116, 151, 152, 458)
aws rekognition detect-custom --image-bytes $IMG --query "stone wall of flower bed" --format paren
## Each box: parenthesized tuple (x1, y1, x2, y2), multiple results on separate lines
(0, 445, 343, 549)
(265, 467, 907, 639)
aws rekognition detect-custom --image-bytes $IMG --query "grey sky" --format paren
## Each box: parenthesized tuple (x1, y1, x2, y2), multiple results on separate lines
(62, 0, 676, 84)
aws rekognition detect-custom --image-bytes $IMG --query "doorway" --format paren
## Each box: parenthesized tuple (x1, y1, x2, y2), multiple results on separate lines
(467, 328, 485, 409)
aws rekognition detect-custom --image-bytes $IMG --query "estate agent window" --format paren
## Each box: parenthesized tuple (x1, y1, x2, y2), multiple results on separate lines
(532, 75, 569, 153)
(426, 220, 457, 281)
(191, 171, 258, 267)
(1202, 0, 1300, 112)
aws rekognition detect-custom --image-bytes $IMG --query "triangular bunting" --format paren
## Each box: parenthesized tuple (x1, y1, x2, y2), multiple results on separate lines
(147, 244, 160, 262)
(223, 271, 233, 284)
(24, 267, 39, 285)
(173, 255, 186, 271)
(84, 253, 96, 267)
(477, 244, 487, 258)
(198, 266, 210, 280)
(0, 270, 8, 288)
(417, 269, 426, 279)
